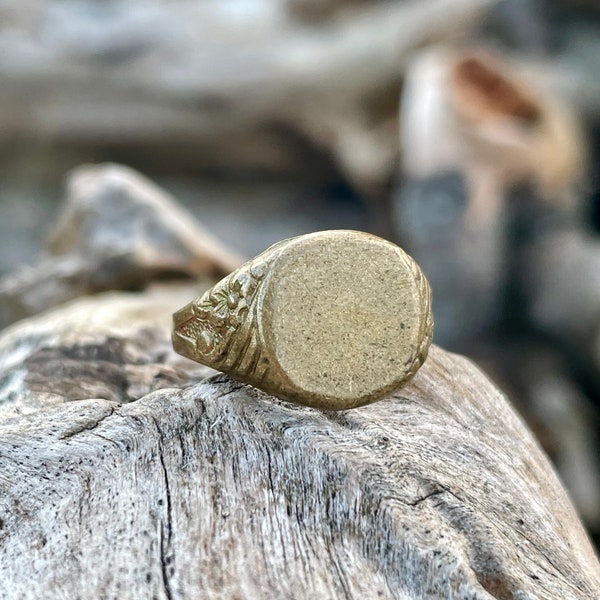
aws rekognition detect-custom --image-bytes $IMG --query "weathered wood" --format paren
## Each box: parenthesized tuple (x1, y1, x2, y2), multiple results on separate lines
(0, 164, 242, 328)
(0, 286, 599, 599)
(0, 0, 495, 191)
(395, 47, 583, 348)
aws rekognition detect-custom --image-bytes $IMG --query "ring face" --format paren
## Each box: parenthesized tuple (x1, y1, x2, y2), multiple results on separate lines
(173, 230, 433, 410)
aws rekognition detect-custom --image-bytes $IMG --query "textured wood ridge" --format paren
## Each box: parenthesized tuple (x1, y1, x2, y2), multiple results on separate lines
(0, 288, 599, 599)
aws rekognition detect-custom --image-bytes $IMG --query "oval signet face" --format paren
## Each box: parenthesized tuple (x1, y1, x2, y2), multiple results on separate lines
(262, 232, 429, 406)
(173, 230, 433, 410)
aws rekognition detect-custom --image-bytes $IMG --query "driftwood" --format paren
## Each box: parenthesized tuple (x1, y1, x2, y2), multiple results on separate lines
(395, 48, 583, 348)
(1, 288, 600, 599)
(0, 164, 242, 329)
(0, 164, 599, 598)
(0, 0, 495, 192)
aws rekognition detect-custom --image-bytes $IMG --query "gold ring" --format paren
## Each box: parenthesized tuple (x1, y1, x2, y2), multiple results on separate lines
(173, 230, 433, 410)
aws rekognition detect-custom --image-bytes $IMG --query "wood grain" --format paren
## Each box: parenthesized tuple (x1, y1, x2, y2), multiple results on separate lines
(0, 287, 598, 599)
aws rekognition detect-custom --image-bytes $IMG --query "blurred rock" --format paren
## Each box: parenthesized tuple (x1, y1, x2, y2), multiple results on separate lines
(0, 164, 242, 328)
(49, 164, 242, 277)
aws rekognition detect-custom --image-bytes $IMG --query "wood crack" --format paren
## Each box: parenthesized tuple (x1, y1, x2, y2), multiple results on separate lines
(153, 417, 175, 600)
(402, 482, 461, 507)
(406, 488, 447, 506)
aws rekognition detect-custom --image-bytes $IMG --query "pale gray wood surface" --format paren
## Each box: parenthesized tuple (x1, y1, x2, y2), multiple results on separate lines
(0, 286, 599, 599)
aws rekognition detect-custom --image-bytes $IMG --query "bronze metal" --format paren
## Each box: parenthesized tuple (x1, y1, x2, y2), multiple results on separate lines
(173, 230, 433, 410)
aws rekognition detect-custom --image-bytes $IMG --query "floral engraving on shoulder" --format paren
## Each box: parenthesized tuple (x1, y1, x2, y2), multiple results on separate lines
(175, 257, 270, 380)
